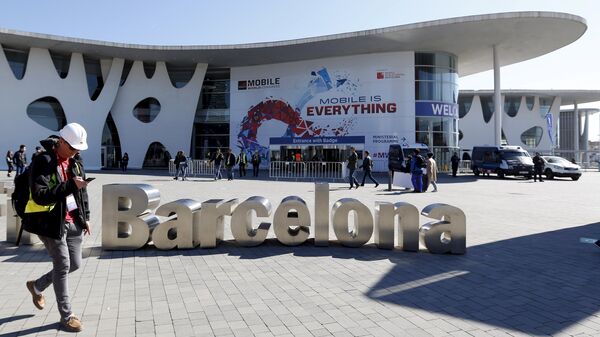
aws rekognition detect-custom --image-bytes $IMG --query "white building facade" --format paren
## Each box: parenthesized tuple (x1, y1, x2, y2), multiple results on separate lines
(0, 12, 588, 170)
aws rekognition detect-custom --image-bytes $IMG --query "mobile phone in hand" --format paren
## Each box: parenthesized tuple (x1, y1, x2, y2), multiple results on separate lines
(84, 177, 95, 182)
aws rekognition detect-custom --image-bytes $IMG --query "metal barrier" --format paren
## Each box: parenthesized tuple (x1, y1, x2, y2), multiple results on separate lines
(459, 160, 472, 174)
(269, 161, 345, 180)
(168, 159, 214, 177)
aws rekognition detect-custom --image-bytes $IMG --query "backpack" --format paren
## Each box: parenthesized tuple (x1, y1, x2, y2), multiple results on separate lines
(11, 167, 31, 219)
(416, 155, 427, 168)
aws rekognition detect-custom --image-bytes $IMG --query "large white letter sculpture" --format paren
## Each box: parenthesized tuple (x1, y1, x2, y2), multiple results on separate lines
(102, 184, 161, 250)
(419, 203, 466, 254)
(374, 202, 419, 251)
(273, 196, 311, 246)
(231, 196, 272, 247)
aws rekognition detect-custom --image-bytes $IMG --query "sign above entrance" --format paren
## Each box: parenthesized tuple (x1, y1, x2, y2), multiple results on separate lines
(270, 136, 365, 145)
(416, 102, 459, 118)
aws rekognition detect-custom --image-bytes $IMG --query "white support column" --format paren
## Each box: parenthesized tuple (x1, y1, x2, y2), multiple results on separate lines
(584, 110, 590, 164)
(493, 45, 502, 146)
(573, 103, 579, 162)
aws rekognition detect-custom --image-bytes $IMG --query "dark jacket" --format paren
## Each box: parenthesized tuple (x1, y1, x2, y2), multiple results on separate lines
(225, 153, 237, 168)
(361, 156, 373, 172)
(251, 153, 261, 165)
(533, 155, 544, 169)
(23, 136, 90, 240)
(347, 152, 358, 170)
(14, 149, 27, 166)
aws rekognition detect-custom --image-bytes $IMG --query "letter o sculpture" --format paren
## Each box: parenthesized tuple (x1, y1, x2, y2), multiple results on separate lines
(331, 198, 373, 247)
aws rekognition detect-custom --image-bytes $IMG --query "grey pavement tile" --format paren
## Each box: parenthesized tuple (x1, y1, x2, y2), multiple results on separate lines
(2, 173, 600, 337)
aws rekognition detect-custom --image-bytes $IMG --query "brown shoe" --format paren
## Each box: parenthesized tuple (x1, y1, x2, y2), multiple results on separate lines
(26, 281, 44, 310)
(61, 316, 83, 332)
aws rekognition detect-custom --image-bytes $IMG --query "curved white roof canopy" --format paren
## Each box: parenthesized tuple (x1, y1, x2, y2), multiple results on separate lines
(0, 11, 587, 76)
(460, 90, 600, 105)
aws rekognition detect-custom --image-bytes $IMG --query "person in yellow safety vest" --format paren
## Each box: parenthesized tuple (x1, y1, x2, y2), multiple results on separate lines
(23, 123, 91, 333)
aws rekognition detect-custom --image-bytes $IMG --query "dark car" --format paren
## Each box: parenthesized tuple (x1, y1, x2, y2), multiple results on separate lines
(471, 146, 533, 179)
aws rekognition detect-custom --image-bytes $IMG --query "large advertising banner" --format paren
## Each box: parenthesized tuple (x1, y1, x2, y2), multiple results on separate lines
(230, 52, 415, 166)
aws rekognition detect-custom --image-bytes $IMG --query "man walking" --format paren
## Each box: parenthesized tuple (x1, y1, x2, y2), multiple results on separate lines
(360, 150, 379, 188)
(347, 147, 359, 189)
(451, 152, 460, 177)
(426, 152, 438, 192)
(14, 144, 27, 176)
(24, 123, 91, 332)
(212, 148, 224, 180)
(251, 151, 261, 177)
(225, 148, 237, 181)
(238, 150, 248, 177)
(533, 152, 544, 182)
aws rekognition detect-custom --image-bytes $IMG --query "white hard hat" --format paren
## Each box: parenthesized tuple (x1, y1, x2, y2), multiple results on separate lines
(59, 123, 88, 151)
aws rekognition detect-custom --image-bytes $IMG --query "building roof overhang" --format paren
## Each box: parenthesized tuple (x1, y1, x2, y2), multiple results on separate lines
(0, 11, 587, 76)
(460, 90, 600, 105)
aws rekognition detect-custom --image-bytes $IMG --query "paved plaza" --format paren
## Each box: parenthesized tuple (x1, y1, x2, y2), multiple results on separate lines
(0, 170, 599, 337)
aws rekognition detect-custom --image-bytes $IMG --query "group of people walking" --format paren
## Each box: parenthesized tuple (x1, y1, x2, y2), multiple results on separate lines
(210, 148, 261, 181)
(347, 147, 439, 193)
(408, 149, 438, 193)
(5, 145, 45, 177)
(346, 147, 379, 189)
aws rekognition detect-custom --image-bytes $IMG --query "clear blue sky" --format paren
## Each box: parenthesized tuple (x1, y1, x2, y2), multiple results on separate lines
(1, 0, 598, 139)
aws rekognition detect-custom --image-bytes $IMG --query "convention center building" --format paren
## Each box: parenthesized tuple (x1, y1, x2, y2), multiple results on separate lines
(0, 12, 590, 170)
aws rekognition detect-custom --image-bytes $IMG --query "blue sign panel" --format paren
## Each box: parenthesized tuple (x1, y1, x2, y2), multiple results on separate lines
(416, 102, 459, 118)
(270, 136, 365, 145)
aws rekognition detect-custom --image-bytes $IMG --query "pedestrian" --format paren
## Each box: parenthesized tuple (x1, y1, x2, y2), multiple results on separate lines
(451, 152, 460, 177)
(533, 152, 544, 182)
(251, 151, 261, 177)
(212, 148, 224, 180)
(174, 151, 188, 181)
(347, 147, 359, 189)
(238, 150, 248, 177)
(14, 144, 27, 176)
(24, 123, 91, 332)
(225, 148, 237, 181)
(6, 150, 14, 177)
(360, 150, 379, 188)
(120, 152, 129, 172)
(410, 149, 425, 192)
(426, 152, 438, 192)
(31, 146, 44, 162)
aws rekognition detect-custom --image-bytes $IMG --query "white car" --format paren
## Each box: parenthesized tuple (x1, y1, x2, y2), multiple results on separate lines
(541, 156, 582, 181)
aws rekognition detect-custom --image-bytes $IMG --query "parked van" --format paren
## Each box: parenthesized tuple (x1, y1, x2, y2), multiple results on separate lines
(471, 145, 533, 178)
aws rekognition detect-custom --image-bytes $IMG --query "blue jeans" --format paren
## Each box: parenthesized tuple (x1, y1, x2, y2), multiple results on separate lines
(226, 166, 234, 180)
(411, 172, 423, 192)
(16, 165, 25, 176)
(348, 169, 359, 187)
(214, 164, 222, 179)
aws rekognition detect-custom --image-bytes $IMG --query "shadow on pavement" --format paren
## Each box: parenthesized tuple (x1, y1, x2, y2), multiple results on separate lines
(366, 222, 600, 335)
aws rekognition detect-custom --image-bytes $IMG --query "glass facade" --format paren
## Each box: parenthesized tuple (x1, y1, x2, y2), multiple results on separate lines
(166, 63, 195, 88)
(83, 56, 104, 100)
(26, 96, 67, 131)
(521, 126, 543, 147)
(3, 45, 28, 79)
(120, 60, 133, 86)
(49, 50, 70, 79)
(414, 52, 459, 171)
(504, 95, 521, 117)
(133, 98, 161, 123)
(192, 68, 230, 159)
(101, 113, 122, 168)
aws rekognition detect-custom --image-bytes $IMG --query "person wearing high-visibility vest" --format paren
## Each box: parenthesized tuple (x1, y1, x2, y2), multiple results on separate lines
(24, 123, 91, 333)
(238, 150, 248, 177)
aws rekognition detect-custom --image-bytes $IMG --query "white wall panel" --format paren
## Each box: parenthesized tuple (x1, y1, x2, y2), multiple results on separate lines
(0, 46, 123, 169)
(109, 61, 207, 168)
